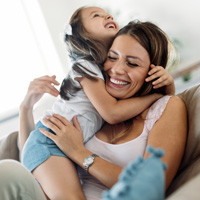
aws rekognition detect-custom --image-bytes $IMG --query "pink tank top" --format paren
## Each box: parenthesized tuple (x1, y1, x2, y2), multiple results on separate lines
(78, 95, 172, 199)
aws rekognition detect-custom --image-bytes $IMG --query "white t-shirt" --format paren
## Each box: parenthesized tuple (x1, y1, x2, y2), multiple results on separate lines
(43, 60, 105, 143)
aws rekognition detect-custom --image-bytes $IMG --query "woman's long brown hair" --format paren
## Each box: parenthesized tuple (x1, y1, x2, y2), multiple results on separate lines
(111, 21, 169, 143)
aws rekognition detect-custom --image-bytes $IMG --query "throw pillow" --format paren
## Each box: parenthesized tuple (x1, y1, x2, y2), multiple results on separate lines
(102, 146, 166, 200)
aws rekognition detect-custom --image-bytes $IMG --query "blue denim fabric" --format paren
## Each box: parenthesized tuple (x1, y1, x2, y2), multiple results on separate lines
(21, 121, 67, 172)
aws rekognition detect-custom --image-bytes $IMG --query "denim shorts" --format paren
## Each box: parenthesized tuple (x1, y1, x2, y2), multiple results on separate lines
(21, 121, 67, 172)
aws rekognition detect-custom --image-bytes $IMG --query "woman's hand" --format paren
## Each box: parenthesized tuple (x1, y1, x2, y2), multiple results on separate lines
(40, 115, 125, 188)
(19, 75, 60, 151)
(145, 64, 175, 95)
(40, 115, 85, 158)
(21, 75, 60, 110)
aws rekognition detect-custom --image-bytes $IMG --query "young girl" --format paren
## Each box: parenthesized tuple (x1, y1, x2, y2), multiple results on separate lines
(21, 6, 175, 200)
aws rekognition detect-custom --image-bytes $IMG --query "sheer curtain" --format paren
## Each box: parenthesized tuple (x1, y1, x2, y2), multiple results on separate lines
(0, 0, 63, 122)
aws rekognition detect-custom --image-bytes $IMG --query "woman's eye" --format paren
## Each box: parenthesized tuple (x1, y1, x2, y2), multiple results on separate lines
(127, 62, 139, 67)
(107, 56, 117, 61)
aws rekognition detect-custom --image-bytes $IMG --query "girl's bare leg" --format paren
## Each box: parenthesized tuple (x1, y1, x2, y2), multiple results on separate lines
(33, 156, 86, 200)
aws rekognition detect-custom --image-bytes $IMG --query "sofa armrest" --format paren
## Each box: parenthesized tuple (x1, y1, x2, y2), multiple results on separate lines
(166, 83, 200, 196)
(0, 131, 19, 161)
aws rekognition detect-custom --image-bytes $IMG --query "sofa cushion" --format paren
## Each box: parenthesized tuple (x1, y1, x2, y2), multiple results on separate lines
(166, 83, 200, 196)
(166, 157, 200, 196)
(177, 83, 200, 170)
(0, 131, 19, 161)
(166, 172, 200, 200)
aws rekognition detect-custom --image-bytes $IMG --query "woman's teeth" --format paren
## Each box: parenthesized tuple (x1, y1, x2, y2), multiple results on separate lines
(110, 78, 128, 85)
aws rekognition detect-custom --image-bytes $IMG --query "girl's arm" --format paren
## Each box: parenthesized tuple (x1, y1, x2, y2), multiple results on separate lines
(146, 64, 175, 95)
(144, 96, 187, 190)
(79, 77, 162, 124)
(19, 75, 60, 151)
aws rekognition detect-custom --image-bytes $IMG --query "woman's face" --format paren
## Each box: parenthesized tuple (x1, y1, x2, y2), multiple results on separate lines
(81, 7, 120, 46)
(104, 35, 150, 99)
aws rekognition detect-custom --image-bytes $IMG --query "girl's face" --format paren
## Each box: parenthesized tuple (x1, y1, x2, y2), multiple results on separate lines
(104, 35, 150, 99)
(81, 7, 120, 46)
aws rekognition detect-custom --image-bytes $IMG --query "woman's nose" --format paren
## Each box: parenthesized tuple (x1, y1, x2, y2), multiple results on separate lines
(105, 14, 113, 20)
(110, 61, 125, 75)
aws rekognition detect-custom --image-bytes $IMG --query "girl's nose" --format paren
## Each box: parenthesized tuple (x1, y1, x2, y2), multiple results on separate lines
(105, 14, 113, 20)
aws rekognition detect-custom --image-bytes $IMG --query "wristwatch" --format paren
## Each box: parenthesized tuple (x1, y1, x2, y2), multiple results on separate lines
(83, 154, 99, 173)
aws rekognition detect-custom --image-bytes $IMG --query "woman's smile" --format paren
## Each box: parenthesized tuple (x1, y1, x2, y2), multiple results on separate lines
(109, 76, 129, 87)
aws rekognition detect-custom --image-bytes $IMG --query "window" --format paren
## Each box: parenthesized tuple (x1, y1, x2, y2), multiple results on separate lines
(0, 0, 63, 121)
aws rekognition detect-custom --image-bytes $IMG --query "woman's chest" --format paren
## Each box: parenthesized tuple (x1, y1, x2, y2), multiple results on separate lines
(96, 117, 146, 145)
(85, 131, 148, 168)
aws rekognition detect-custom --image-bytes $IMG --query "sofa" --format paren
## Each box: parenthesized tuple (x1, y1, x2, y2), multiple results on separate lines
(0, 83, 200, 200)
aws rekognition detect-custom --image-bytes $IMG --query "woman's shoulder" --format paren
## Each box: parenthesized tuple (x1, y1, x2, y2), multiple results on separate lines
(148, 95, 171, 114)
(148, 95, 186, 122)
(153, 95, 186, 113)
(168, 95, 185, 104)
(142, 95, 187, 132)
(163, 95, 187, 114)
(140, 95, 186, 120)
(151, 95, 185, 108)
(139, 95, 171, 120)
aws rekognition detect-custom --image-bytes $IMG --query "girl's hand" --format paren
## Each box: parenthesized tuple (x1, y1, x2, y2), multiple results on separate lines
(145, 64, 175, 95)
(40, 115, 85, 158)
(21, 75, 60, 110)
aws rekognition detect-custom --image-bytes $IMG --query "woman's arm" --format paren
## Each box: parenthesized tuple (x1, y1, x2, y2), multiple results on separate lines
(40, 115, 123, 188)
(19, 104, 35, 152)
(19, 75, 60, 151)
(79, 77, 162, 124)
(144, 96, 187, 190)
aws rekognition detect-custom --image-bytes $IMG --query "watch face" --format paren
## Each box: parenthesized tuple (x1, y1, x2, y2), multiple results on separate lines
(83, 154, 98, 172)
(85, 156, 93, 165)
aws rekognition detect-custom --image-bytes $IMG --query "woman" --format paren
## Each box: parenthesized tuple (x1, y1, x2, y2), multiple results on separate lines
(0, 21, 187, 200)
